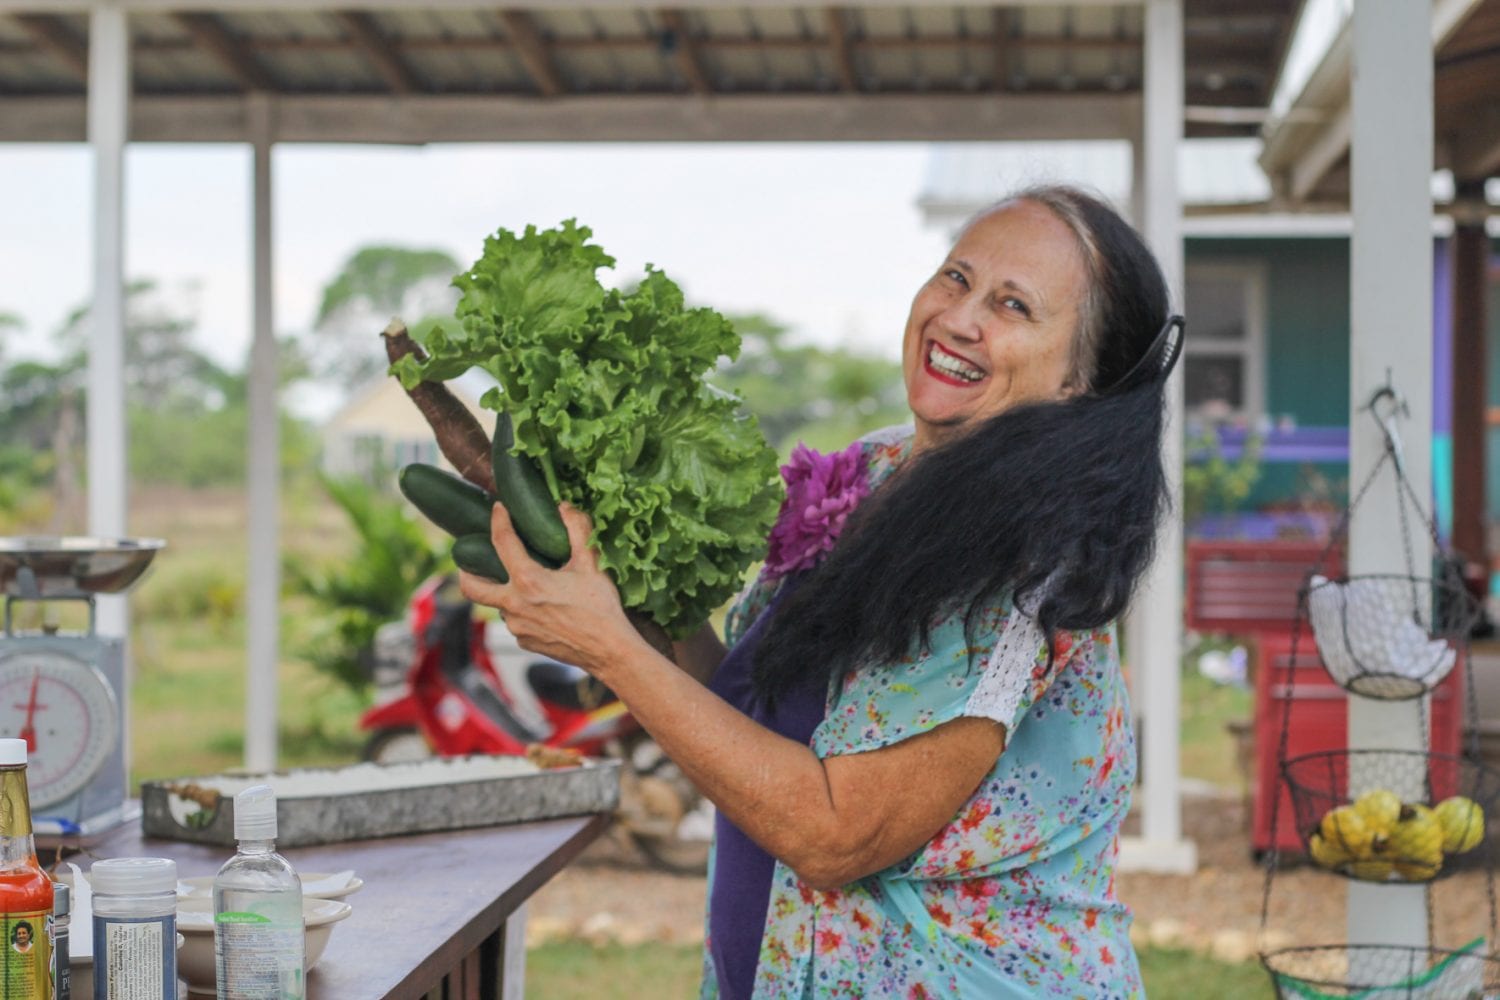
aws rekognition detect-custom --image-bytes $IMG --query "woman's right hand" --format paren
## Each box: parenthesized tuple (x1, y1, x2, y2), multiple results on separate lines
(459, 501, 650, 676)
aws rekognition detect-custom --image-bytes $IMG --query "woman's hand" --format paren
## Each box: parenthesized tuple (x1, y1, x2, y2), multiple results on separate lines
(458, 502, 648, 674)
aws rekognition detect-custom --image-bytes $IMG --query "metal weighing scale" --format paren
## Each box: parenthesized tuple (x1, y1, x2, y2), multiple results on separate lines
(0, 537, 165, 844)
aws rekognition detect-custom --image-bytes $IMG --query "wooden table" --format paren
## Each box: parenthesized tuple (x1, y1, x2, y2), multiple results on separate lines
(76, 811, 611, 1000)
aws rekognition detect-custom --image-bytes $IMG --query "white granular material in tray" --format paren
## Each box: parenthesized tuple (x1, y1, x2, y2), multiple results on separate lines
(191, 756, 543, 799)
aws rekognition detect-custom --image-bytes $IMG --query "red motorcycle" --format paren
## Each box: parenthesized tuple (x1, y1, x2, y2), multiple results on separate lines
(359, 574, 712, 872)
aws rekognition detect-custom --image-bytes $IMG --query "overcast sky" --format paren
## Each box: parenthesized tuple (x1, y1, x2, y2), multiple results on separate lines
(0, 142, 953, 386)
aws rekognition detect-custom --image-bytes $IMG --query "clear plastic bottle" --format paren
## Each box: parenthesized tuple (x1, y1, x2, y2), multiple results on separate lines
(212, 786, 304, 1000)
(89, 857, 176, 1000)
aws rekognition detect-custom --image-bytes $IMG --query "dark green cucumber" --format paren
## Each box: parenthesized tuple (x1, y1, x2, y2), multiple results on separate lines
(398, 463, 495, 538)
(452, 533, 508, 583)
(492, 412, 572, 564)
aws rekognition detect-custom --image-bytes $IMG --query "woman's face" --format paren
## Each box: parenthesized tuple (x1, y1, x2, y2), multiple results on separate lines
(901, 199, 1090, 452)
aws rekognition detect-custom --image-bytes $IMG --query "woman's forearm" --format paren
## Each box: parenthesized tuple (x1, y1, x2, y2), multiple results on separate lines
(602, 634, 846, 876)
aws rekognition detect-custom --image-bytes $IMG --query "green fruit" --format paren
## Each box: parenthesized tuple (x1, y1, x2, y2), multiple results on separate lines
(1435, 796, 1485, 854)
(1320, 805, 1374, 856)
(492, 412, 571, 565)
(399, 462, 495, 538)
(1352, 788, 1402, 837)
(452, 533, 508, 583)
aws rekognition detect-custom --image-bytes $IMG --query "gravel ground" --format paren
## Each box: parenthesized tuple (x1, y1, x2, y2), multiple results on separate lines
(528, 790, 1498, 967)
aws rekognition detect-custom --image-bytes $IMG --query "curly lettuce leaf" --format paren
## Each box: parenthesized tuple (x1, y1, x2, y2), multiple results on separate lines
(402, 220, 781, 635)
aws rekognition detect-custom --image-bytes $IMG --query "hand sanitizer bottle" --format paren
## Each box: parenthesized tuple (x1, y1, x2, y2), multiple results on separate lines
(212, 785, 304, 1000)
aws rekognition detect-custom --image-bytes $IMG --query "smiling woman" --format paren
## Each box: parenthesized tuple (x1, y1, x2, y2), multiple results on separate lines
(459, 184, 1184, 999)
(901, 199, 1090, 448)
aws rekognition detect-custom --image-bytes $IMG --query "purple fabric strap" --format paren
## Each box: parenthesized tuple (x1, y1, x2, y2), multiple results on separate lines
(706, 577, 826, 1000)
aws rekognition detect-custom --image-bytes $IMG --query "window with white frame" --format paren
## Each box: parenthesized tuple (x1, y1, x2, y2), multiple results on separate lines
(1183, 262, 1266, 423)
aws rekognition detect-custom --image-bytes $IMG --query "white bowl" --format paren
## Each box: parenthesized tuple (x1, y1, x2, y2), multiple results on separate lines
(177, 872, 364, 902)
(175, 896, 352, 996)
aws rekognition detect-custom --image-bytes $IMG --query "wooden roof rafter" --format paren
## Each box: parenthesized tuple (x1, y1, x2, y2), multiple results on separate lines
(335, 9, 421, 95)
(498, 8, 563, 97)
(12, 13, 88, 80)
(824, 7, 859, 92)
(656, 8, 710, 94)
(993, 7, 1015, 92)
(174, 11, 273, 91)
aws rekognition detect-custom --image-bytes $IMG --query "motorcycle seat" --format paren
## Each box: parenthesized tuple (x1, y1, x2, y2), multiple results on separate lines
(527, 659, 618, 712)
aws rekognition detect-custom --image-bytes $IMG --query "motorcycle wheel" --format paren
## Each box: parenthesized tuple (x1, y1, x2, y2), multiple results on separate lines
(362, 727, 433, 764)
(620, 737, 714, 875)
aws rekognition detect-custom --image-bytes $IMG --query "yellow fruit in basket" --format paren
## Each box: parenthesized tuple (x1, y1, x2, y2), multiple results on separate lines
(1308, 832, 1351, 871)
(1319, 805, 1374, 856)
(1352, 788, 1402, 837)
(1387, 804, 1445, 881)
(1435, 796, 1485, 854)
(1345, 858, 1395, 881)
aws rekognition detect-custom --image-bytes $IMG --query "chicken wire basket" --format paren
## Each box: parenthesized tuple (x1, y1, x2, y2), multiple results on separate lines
(1304, 569, 1480, 700)
(1282, 749, 1500, 884)
(1262, 943, 1500, 999)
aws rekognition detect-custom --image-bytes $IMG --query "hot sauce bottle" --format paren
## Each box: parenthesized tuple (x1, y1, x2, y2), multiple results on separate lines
(0, 737, 53, 999)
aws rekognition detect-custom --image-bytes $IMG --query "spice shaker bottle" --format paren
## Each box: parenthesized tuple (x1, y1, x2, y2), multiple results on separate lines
(90, 857, 177, 1000)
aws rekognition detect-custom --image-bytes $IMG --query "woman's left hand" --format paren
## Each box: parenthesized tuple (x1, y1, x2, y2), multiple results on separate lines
(458, 502, 645, 674)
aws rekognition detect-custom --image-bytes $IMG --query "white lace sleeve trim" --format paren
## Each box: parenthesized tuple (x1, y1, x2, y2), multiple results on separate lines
(963, 577, 1064, 728)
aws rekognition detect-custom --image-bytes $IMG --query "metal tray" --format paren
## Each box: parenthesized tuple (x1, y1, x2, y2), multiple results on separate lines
(140, 755, 620, 848)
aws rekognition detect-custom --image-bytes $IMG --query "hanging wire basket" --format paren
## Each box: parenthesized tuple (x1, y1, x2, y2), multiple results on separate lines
(1283, 749, 1500, 883)
(1262, 943, 1500, 999)
(1304, 569, 1479, 700)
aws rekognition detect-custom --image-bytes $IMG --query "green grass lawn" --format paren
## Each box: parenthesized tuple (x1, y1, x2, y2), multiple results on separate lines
(1178, 650, 1254, 792)
(523, 942, 1274, 999)
(124, 484, 372, 784)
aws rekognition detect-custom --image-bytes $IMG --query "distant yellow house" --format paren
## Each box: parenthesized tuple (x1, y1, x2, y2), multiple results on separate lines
(320, 377, 493, 483)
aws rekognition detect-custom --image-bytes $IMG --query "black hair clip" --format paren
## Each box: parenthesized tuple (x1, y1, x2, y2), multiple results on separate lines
(1102, 314, 1184, 395)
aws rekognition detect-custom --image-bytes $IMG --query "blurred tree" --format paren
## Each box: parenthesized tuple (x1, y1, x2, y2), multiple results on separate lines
(716, 313, 907, 454)
(0, 311, 19, 367)
(305, 246, 462, 393)
(1, 280, 319, 495)
(284, 475, 448, 696)
(55, 279, 234, 409)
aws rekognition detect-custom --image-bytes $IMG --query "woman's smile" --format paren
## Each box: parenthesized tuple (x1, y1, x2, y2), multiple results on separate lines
(923, 340, 987, 385)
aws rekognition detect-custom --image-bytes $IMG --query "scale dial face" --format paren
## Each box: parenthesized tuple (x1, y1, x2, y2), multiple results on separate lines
(0, 649, 119, 809)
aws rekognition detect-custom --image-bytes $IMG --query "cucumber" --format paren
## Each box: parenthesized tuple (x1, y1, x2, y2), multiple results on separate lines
(452, 534, 508, 583)
(492, 412, 572, 564)
(398, 463, 495, 538)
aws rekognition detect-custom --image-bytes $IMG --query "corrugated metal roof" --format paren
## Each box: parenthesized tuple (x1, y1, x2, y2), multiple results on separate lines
(0, 3, 1301, 137)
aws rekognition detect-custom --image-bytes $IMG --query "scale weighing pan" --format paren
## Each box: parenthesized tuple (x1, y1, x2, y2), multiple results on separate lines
(0, 537, 165, 600)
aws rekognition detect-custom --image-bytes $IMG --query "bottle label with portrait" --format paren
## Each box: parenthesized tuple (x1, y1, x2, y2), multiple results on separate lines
(1, 909, 53, 998)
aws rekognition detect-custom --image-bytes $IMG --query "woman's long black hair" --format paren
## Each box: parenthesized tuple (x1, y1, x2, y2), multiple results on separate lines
(751, 185, 1178, 707)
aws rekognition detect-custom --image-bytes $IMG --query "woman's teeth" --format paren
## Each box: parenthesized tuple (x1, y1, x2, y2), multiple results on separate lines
(928, 343, 984, 382)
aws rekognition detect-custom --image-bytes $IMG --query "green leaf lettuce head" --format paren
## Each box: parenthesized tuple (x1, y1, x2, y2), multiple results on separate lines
(394, 220, 783, 636)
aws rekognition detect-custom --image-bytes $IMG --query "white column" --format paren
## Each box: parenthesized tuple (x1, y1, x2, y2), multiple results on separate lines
(1346, 0, 1433, 949)
(87, 0, 131, 784)
(1120, 0, 1195, 875)
(245, 93, 280, 773)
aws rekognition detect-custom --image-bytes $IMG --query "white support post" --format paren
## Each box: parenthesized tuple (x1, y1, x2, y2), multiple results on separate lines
(87, 0, 131, 766)
(244, 93, 280, 773)
(1119, 0, 1195, 876)
(1346, 0, 1433, 951)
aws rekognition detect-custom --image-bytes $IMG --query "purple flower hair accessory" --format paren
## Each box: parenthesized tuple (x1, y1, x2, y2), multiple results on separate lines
(764, 441, 870, 579)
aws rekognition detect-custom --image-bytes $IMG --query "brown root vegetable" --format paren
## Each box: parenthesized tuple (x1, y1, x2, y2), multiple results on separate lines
(382, 318, 496, 495)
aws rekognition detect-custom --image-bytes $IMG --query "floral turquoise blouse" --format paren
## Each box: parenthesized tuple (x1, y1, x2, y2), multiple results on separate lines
(702, 425, 1143, 999)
